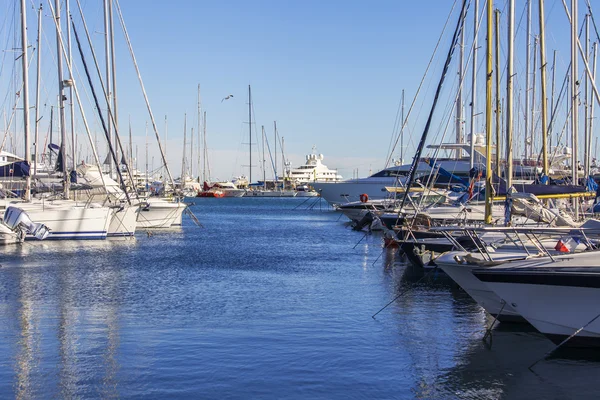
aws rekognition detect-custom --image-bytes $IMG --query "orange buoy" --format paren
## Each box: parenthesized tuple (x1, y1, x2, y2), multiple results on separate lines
(359, 193, 369, 203)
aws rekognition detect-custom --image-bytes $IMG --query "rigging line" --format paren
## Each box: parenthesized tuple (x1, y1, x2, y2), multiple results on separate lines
(399, 0, 470, 212)
(73, 0, 139, 198)
(412, 0, 484, 211)
(113, 0, 175, 188)
(586, 0, 600, 45)
(384, 0, 459, 169)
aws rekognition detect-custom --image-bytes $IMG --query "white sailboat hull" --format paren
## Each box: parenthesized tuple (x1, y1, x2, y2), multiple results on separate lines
(14, 203, 112, 240)
(108, 205, 139, 237)
(136, 199, 187, 228)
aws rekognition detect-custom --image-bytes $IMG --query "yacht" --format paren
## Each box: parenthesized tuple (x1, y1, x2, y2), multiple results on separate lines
(288, 151, 342, 185)
(313, 159, 473, 206)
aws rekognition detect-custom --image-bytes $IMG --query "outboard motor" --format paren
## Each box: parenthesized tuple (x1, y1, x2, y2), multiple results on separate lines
(3, 206, 51, 240)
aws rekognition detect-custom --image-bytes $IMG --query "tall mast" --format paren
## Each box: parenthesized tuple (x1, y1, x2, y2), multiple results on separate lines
(181, 113, 186, 189)
(531, 37, 538, 156)
(248, 85, 252, 184)
(34, 4, 42, 178)
(203, 111, 207, 182)
(590, 42, 598, 170)
(108, 0, 119, 167)
(538, 0, 549, 177)
(456, 17, 465, 157)
(55, 0, 69, 198)
(524, 0, 532, 160)
(281, 136, 285, 184)
(20, 0, 31, 201)
(494, 8, 501, 177)
(274, 121, 277, 182)
(66, 0, 76, 172)
(261, 125, 266, 190)
(588, 42, 598, 172)
(484, 0, 493, 224)
(401, 89, 405, 164)
(197, 84, 201, 182)
(145, 121, 148, 192)
(103, 0, 113, 176)
(506, 0, 515, 191)
(469, 0, 479, 168)
(128, 116, 133, 169)
(114, 0, 175, 188)
(571, 0, 579, 218)
(550, 50, 557, 149)
(584, 13, 590, 175)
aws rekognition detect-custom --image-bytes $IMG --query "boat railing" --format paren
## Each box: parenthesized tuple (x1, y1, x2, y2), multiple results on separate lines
(430, 225, 600, 264)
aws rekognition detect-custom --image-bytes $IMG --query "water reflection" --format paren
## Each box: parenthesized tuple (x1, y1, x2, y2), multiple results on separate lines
(4, 239, 132, 398)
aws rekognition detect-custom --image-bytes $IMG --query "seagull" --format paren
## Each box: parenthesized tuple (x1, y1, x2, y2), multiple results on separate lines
(221, 94, 234, 102)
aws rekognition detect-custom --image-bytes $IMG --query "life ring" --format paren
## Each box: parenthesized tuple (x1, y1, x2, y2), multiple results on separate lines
(359, 193, 369, 203)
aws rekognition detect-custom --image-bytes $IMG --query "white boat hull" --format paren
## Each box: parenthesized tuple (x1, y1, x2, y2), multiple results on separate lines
(136, 199, 187, 228)
(435, 252, 522, 321)
(15, 203, 112, 240)
(312, 179, 396, 205)
(108, 205, 139, 237)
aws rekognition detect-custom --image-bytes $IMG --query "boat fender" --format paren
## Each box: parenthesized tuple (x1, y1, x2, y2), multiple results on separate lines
(359, 193, 369, 203)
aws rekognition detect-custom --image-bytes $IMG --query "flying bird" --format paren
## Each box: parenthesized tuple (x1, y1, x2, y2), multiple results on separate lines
(221, 94, 234, 102)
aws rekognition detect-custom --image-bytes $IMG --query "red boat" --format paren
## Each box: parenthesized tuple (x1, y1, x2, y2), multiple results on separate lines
(196, 182, 225, 198)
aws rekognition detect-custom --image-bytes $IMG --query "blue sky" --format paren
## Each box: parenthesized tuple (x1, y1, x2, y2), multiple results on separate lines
(0, 0, 592, 181)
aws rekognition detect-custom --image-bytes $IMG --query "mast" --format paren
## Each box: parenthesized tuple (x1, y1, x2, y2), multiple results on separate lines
(20, 0, 31, 201)
(49, 106, 54, 165)
(203, 111, 207, 182)
(108, 0, 119, 168)
(261, 125, 266, 190)
(114, 0, 175, 188)
(524, 0, 532, 160)
(197, 84, 201, 182)
(584, 14, 590, 175)
(401, 89, 405, 164)
(34, 4, 42, 178)
(66, 0, 76, 173)
(103, 0, 113, 176)
(591, 43, 598, 171)
(494, 8, 501, 177)
(506, 0, 515, 191)
(484, 0, 493, 224)
(538, 0, 549, 177)
(400, 0, 468, 211)
(550, 50, 557, 149)
(274, 121, 277, 182)
(571, 0, 579, 218)
(128, 116, 133, 169)
(281, 136, 285, 184)
(469, 0, 479, 168)
(456, 17, 465, 157)
(181, 113, 186, 190)
(145, 121, 148, 193)
(248, 85, 252, 184)
(531, 36, 538, 158)
(55, 0, 69, 198)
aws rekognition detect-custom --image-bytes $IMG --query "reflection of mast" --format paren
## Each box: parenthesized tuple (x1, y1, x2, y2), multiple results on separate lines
(15, 267, 40, 399)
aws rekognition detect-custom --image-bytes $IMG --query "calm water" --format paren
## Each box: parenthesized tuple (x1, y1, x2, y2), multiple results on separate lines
(0, 198, 598, 399)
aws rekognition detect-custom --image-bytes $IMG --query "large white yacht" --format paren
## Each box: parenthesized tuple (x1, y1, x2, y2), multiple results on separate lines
(287, 150, 342, 184)
(312, 143, 486, 205)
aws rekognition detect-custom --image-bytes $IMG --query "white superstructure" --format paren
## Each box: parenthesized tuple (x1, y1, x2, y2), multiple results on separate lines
(288, 152, 342, 184)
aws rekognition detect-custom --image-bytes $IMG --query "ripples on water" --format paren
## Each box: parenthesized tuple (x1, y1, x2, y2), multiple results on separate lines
(0, 198, 598, 399)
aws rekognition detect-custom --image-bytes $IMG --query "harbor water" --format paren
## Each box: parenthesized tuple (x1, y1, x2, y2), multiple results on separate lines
(0, 198, 598, 399)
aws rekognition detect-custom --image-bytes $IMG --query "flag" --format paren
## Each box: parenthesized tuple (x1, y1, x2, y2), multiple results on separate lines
(554, 236, 582, 253)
